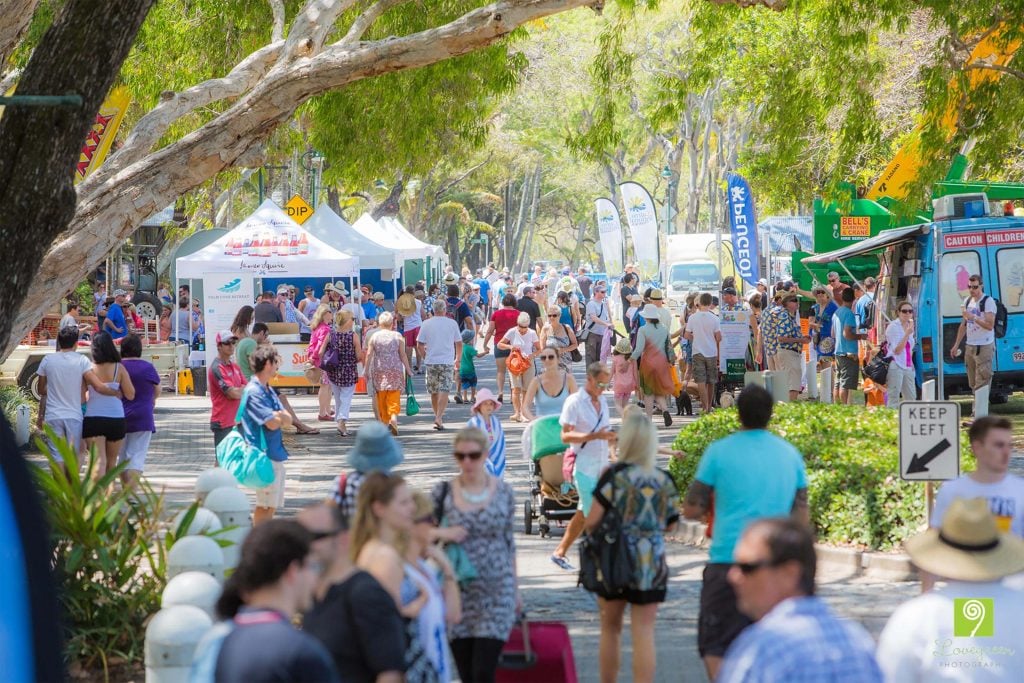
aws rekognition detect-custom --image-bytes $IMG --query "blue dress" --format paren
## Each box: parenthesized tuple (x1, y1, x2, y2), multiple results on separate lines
(812, 301, 838, 358)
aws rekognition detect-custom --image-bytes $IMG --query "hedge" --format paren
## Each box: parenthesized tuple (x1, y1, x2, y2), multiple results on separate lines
(668, 402, 972, 551)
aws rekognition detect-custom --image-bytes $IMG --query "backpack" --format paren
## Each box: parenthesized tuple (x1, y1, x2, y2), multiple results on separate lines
(968, 296, 1008, 339)
(445, 297, 467, 330)
(860, 297, 876, 332)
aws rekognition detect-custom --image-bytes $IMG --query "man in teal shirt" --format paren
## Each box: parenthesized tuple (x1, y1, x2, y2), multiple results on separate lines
(832, 287, 867, 404)
(683, 385, 809, 681)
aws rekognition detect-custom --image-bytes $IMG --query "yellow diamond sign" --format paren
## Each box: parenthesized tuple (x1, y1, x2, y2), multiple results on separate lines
(284, 194, 313, 225)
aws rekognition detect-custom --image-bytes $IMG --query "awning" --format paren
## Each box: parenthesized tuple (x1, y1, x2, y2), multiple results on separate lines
(801, 224, 930, 265)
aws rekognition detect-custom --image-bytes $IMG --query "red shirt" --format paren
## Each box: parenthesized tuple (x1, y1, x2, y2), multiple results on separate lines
(209, 358, 246, 428)
(491, 308, 520, 350)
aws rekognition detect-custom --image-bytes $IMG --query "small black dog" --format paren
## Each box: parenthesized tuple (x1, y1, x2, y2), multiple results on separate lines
(675, 390, 693, 416)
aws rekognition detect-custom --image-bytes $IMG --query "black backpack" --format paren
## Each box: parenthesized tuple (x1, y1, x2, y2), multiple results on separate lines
(861, 297, 876, 332)
(969, 296, 1008, 339)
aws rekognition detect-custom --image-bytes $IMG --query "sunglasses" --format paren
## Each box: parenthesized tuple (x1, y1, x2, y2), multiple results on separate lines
(454, 450, 484, 461)
(899, 308, 913, 314)
(969, 285, 981, 290)
(309, 528, 343, 541)
(539, 354, 557, 360)
(548, 314, 558, 318)
(735, 559, 781, 575)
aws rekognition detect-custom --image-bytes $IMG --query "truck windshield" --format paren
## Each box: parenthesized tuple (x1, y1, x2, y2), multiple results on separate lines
(669, 263, 719, 289)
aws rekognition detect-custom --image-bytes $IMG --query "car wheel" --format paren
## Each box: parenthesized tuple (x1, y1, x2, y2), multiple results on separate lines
(132, 292, 163, 320)
(19, 360, 42, 401)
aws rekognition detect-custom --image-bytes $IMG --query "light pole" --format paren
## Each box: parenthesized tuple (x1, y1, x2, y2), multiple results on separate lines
(661, 165, 677, 234)
(470, 234, 490, 268)
(300, 150, 325, 208)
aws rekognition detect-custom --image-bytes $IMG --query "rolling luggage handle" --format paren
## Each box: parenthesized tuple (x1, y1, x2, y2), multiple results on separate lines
(497, 614, 536, 669)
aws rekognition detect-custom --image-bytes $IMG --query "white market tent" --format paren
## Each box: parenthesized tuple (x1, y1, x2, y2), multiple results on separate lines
(177, 200, 359, 278)
(351, 213, 445, 262)
(304, 205, 403, 271)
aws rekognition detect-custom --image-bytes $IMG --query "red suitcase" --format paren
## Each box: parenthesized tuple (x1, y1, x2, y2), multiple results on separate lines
(496, 617, 578, 683)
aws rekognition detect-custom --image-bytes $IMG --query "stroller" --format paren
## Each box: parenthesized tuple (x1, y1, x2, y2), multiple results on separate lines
(523, 415, 579, 537)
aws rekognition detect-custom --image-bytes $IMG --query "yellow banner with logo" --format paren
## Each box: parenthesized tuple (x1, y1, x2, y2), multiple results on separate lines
(75, 86, 130, 184)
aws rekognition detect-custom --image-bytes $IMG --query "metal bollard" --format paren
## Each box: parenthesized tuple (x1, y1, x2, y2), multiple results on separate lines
(167, 535, 225, 583)
(145, 605, 212, 683)
(203, 486, 252, 569)
(195, 468, 238, 505)
(172, 507, 223, 537)
(162, 572, 222, 619)
(15, 404, 30, 447)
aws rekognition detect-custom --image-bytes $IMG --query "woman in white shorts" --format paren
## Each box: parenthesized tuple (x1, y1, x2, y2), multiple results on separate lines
(497, 312, 540, 422)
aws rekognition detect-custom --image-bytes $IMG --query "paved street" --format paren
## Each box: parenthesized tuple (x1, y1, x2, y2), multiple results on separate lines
(102, 354, 928, 682)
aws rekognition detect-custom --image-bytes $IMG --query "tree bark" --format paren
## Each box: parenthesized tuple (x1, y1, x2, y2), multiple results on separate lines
(0, 0, 154, 350)
(0, 0, 39, 65)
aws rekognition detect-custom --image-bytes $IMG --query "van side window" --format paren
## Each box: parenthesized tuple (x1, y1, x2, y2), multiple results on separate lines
(996, 248, 1024, 312)
(941, 251, 981, 317)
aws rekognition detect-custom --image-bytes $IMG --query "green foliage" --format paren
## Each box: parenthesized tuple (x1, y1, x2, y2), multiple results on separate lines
(669, 402, 973, 551)
(71, 281, 94, 315)
(0, 384, 35, 429)
(33, 431, 168, 677)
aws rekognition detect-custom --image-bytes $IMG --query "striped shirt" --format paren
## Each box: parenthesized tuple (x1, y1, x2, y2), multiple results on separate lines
(467, 413, 506, 478)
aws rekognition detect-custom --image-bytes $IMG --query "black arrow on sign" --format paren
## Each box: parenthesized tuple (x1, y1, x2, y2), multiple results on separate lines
(906, 437, 952, 474)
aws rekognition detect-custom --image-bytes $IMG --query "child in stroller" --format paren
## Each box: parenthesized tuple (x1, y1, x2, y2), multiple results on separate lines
(522, 414, 579, 537)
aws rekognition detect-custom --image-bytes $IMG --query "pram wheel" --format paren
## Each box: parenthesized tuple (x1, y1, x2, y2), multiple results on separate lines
(523, 499, 533, 535)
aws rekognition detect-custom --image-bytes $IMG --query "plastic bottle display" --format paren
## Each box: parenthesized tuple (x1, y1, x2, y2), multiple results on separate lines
(277, 232, 289, 256)
(298, 232, 309, 255)
(289, 233, 298, 256)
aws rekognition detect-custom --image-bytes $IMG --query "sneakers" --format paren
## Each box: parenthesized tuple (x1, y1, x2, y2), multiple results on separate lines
(550, 554, 576, 571)
(663, 410, 673, 427)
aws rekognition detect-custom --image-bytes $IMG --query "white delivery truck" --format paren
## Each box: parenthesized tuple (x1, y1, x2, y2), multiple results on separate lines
(662, 234, 721, 314)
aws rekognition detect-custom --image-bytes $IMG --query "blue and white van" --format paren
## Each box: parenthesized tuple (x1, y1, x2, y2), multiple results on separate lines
(803, 195, 1024, 400)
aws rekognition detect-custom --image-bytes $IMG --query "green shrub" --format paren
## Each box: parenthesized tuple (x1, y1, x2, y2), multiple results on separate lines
(0, 384, 36, 430)
(669, 403, 972, 551)
(33, 430, 168, 680)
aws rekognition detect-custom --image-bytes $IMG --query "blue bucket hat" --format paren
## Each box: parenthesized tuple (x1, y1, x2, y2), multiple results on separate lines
(347, 421, 403, 474)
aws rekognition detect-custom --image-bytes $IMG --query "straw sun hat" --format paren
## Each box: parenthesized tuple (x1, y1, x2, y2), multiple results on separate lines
(905, 497, 1024, 582)
(396, 292, 417, 317)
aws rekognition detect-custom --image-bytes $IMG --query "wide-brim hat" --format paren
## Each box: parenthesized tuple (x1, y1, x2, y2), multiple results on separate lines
(649, 288, 665, 300)
(560, 279, 575, 293)
(641, 303, 661, 319)
(347, 421, 404, 474)
(333, 281, 349, 295)
(472, 388, 501, 414)
(614, 338, 633, 355)
(905, 498, 1024, 582)
(396, 293, 417, 316)
(443, 273, 458, 283)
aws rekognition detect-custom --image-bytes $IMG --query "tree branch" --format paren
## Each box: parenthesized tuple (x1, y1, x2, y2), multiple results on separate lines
(963, 61, 1024, 82)
(269, 0, 286, 41)
(286, 0, 361, 57)
(0, 67, 22, 94)
(338, 0, 409, 47)
(0, 0, 39, 64)
(435, 152, 493, 198)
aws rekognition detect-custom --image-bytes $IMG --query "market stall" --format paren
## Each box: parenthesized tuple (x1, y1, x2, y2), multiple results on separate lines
(176, 199, 359, 388)
(303, 205, 404, 296)
(351, 213, 446, 294)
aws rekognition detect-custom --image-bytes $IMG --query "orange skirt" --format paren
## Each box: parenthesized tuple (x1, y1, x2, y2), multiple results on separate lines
(638, 347, 676, 396)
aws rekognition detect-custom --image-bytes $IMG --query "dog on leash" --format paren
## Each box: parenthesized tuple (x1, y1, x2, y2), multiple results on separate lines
(675, 390, 693, 416)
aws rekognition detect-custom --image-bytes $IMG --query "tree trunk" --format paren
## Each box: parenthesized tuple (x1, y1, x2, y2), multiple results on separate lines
(371, 177, 405, 220)
(0, 0, 154, 349)
(516, 165, 541, 273)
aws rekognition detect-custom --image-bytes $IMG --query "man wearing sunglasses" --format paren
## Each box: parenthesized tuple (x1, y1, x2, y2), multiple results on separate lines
(716, 518, 882, 682)
(951, 274, 997, 421)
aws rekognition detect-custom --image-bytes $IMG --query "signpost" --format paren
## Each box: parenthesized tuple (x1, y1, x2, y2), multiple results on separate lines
(899, 401, 960, 481)
(284, 194, 313, 225)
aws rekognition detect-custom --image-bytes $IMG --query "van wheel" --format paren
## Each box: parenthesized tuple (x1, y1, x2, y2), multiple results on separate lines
(19, 360, 42, 401)
(991, 392, 1009, 405)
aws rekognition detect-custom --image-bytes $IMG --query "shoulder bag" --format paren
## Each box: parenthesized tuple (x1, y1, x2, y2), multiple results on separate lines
(405, 375, 420, 416)
(578, 463, 632, 598)
(862, 341, 891, 385)
(215, 391, 275, 489)
(579, 302, 604, 341)
(321, 335, 341, 371)
(432, 481, 478, 588)
(508, 346, 531, 376)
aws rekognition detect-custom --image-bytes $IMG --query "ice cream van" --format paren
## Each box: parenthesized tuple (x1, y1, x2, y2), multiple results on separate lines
(803, 193, 1024, 401)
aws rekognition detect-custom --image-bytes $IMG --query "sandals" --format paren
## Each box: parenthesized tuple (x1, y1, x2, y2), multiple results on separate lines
(453, 395, 464, 404)
(389, 423, 399, 436)
(296, 428, 321, 435)
(433, 423, 445, 431)
(550, 554, 576, 572)
(317, 414, 334, 422)
(337, 429, 351, 437)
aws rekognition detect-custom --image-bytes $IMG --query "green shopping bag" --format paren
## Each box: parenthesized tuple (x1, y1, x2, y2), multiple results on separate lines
(405, 376, 420, 416)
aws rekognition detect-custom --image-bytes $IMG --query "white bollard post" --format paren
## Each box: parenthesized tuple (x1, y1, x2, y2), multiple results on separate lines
(203, 486, 252, 569)
(195, 468, 238, 505)
(819, 366, 833, 404)
(167, 536, 225, 583)
(162, 572, 223, 620)
(15, 404, 31, 446)
(172, 507, 223, 537)
(921, 379, 936, 401)
(145, 605, 213, 683)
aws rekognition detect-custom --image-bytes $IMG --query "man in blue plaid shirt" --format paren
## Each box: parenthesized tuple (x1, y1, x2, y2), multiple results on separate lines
(717, 517, 882, 683)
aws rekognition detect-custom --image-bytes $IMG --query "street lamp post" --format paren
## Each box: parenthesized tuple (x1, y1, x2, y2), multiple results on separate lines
(300, 150, 326, 208)
(661, 166, 677, 234)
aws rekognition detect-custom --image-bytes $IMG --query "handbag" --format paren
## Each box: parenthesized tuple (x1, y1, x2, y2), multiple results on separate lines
(215, 393, 275, 489)
(433, 481, 478, 588)
(303, 362, 322, 383)
(579, 302, 604, 341)
(569, 347, 583, 363)
(405, 376, 420, 416)
(863, 342, 891, 385)
(508, 347, 531, 376)
(578, 464, 632, 598)
(321, 336, 341, 371)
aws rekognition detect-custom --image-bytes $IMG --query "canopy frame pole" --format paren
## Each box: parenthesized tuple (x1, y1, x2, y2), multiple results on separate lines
(934, 222, 944, 399)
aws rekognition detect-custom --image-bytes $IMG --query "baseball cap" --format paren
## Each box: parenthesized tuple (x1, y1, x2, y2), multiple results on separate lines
(471, 282, 480, 290)
(758, 278, 768, 287)
(276, 285, 290, 295)
(722, 287, 737, 295)
(216, 330, 237, 345)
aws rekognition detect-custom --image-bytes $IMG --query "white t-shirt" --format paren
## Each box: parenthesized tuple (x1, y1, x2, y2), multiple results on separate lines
(38, 351, 92, 421)
(402, 300, 423, 330)
(501, 327, 539, 354)
(877, 580, 1024, 682)
(931, 474, 1024, 536)
(559, 389, 611, 478)
(885, 319, 915, 370)
(965, 295, 998, 346)
(416, 316, 462, 365)
(585, 299, 612, 329)
(59, 314, 79, 331)
(342, 302, 365, 326)
(685, 310, 722, 357)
